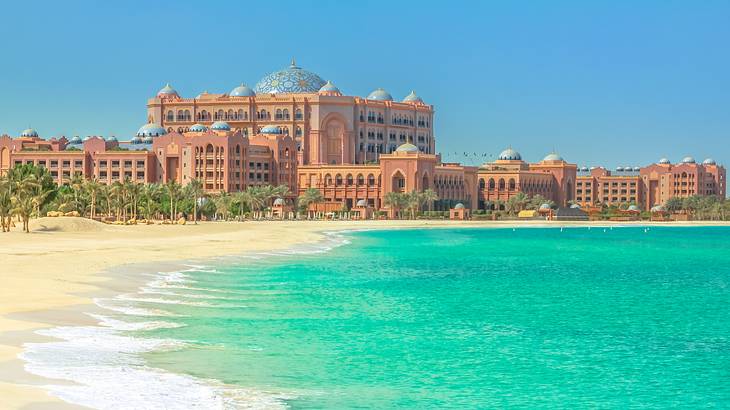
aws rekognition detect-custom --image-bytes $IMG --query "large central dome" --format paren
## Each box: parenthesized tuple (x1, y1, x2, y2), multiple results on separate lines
(255, 59, 326, 94)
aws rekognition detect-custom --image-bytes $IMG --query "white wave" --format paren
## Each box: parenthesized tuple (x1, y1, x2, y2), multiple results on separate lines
(88, 313, 185, 331)
(94, 298, 182, 317)
(20, 324, 289, 409)
(139, 287, 239, 301)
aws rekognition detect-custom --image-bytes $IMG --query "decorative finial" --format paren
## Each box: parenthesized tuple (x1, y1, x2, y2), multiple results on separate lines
(290, 58, 297, 67)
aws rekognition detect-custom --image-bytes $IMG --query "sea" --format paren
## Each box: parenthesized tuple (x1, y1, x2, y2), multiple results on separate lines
(20, 226, 730, 409)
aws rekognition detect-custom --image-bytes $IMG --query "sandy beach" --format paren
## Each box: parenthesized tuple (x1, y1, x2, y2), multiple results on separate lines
(1, 217, 729, 409)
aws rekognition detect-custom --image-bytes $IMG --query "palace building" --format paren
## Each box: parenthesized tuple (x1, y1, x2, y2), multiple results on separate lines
(0, 60, 725, 214)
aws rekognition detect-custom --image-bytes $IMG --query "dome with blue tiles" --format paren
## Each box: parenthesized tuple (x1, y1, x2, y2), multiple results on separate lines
(130, 136, 143, 144)
(136, 123, 167, 137)
(230, 83, 255, 97)
(543, 152, 564, 162)
(681, 156, 696, 164)
(255, 59, 326, 94)
(20, 128, 38, 138)
(260, 125, 282, 134)
(658, 158, 670, 165)
(107, 136, 117, 142)
(367, 88, 393, 101)
(402, 90, 423, 103)
(157, 83, 178, 97)
(703, 158, 716, 165)
(189, 124, 208, 132)
(395, 143, 418, 153)
(211, 121, 231, 131)
(70, 136, 83, 144)
(142, 136, 153, 144)
(498, 148, 521, 161)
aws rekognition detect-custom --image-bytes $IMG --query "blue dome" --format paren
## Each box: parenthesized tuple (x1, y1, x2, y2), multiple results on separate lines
(632, 166, 641, 172)
(20, 128, 38, 138)
(189, 123, 208, 132)
(255, 60, 326, 94)
(260, 125, 282, 134)
(157, 83, 178, 97)
(273, 198, 285, 206)
(319, 80, 340, 93)
(658, 158, 670, 164)
(539, 203, 552, 210)
(580, 166, 589, 172)
(69, 136, 82, 144)
(703, 158, 716, 165)
(498, 148, 521, 161)
(402, 90, 423, 103)
(367, 88, 393, 101)
(142, 136, 153, 144)
(454, 203, 465, 209)
(230, 83, 255, 97)
(543, 152, 564, 161)
(136, 123, 167, 137)
(616, 166, 624, 172)
(130, 136, 142, 144)
(107, 136, 117, 142)
(681, 156, 696, 164)
(211, 121, 231, 131)
(395, 143, 418, 153)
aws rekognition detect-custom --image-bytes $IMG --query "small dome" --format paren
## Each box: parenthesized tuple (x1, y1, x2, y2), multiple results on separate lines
(130, 136, 142, 144)
(137, 123, 167, 137)
(319, 80, 340, 93)
(142, 136, 153, 144)
(395, 143, 419, 153)
(498, 148, 521, 161)
(580, 167, 589, 172)
(632, 166, 641, 172)
(681, 156, 696, 164)
(454, 203, 465, 209)
(539, 203, 552, 210)
(189, 124, 208, 132)
(107, 136, 117, 142)
(616, 166, 624, 172)
(356, 199, 368, 207)
(273, 198, 285, 206)
(658, 158, 670, 164)
(229, 83, 255, 97)
(628, 205, 640, 212)
(651, 205, 665, 212)
(20, 128, 38, 138)
(402, 90, 423, 103)
(543, 152, 564, 162)
(157, 83, 178, 97)
(70, 136, 82, 144)
(211, 121, 231, 131)
(255, 59, 326, 94)
(367, 88, 393, 101)
(570, 203, 581, 209)
(590, 166, 597, 170)
(703, 158, 716, 165)
(260, 125, 282, 134)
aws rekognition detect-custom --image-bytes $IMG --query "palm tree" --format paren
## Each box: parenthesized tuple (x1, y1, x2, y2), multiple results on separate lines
(84, 178, 102, 220)
(165, 180, 182, 220)
(420, 189, 439, 212)
(213, 191, 233, 220)
(184, 179, 205, 224)
(233, 190, 250, 221)
(0, 176, 12, 232)
(67, 173, 85, 215)
(11, 173, 39, 233)
(141, 183, 162, 220)
(297, 188, 324, 218)
(383, 191, 407, 219)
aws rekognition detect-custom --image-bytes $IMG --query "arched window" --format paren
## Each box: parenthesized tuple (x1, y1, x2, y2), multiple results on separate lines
(367, 174, 375, 187)
(295, 126, 302, 137)
(346, 174, 353, 186)
(184, 110, 191, 121)
(498, 178, 505, 190)
(283, 109, 290, 120)
(237, 109, 244, 120)
(166, 111, 174, 122)
(325, 174, 332, 186)
(227, 109, 234, 120)
(335, 174, 343, 186)
(357, 174, 364, 186)
(479, 178, 485, 189)
(235, 145, 241, 154)
(206, 144, 214, 153)
(295, 109, 303, 120)
(509, 178, 516, 190)
(276, 109, 283, 120)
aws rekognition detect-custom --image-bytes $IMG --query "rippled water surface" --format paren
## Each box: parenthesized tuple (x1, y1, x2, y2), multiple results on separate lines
(23, 227, 730, 408)
(142, 227, 730, 408)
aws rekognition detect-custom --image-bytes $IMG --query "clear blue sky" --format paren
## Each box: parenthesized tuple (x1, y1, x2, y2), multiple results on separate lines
(1, 0, 728, 168)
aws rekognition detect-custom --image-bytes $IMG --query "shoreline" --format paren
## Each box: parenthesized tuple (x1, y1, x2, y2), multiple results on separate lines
(2, 218, 729, 409)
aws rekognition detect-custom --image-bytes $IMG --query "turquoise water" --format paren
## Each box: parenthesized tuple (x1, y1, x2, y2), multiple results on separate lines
(140, 227, 730, 408)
